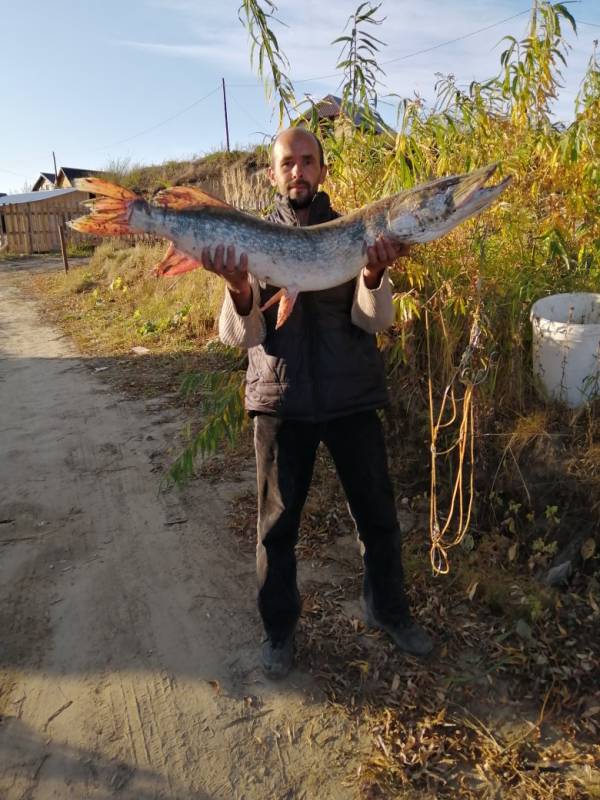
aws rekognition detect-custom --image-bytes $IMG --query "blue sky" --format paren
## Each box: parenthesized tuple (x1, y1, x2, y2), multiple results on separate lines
(1, 0, 598, 193)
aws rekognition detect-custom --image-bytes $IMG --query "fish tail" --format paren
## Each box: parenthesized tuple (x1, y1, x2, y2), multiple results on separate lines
(68, 178, 140, 236)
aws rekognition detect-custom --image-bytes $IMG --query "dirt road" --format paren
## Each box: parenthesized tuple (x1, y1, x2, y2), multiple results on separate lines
(0, 260, 366, 799)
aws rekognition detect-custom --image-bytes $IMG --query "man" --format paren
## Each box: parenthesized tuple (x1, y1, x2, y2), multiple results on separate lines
(205, 127, 433, 679)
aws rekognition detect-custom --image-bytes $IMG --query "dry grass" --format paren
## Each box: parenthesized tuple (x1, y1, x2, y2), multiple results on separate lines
(31, 241, 226, 357)
(507, 410, 553, 457)
(228, 446, 600, 800)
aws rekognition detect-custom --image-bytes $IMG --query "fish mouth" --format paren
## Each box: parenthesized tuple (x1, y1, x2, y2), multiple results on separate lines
(387, 163, 512, 243)
(451, 163, 500, 210)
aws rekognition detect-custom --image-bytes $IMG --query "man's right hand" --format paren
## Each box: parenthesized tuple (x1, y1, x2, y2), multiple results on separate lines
(202, 244, 252, 316)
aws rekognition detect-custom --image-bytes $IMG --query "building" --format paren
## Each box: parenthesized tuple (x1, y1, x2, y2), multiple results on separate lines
(32, 172, 57, 192)
(56, 167, 105, 189)
(32, 167, 105, 192)
(293, 94, 392, 136)
(0, 189, 90, 254)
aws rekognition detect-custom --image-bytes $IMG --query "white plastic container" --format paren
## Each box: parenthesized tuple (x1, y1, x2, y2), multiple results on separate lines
(531, 293, 600, 407)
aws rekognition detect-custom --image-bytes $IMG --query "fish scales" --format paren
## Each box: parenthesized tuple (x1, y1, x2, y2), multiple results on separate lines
(130, 202, 370, 292)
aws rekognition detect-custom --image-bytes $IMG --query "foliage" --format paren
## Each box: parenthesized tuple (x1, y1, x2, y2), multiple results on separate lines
(333, 2, 387, 118)
(167, 0, 600, 504)
(323, 2, 599, 416)
(234, 0, 600, 537)
(238, 0, 296, 124)
(166, 369, 247, 485)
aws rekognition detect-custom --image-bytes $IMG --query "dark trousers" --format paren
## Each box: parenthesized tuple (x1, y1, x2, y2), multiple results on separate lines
(254, 410, 410, 643)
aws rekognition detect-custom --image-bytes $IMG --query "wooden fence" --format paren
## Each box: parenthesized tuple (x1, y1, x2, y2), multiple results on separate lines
(0, 192, 94, 254)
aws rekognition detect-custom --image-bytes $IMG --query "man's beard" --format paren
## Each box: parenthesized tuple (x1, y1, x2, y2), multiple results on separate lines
(287, 182, 316, 210)
(289, 192, 315, 210)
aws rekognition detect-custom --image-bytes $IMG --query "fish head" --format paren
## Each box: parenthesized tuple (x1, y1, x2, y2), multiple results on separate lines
(387, 164, 511, 244)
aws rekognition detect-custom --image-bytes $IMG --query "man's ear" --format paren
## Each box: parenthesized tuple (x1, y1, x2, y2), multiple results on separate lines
(319, 164, 328, 184)
(267, 166, 277, 187)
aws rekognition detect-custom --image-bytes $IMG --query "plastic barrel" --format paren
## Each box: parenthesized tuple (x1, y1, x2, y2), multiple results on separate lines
(530, 293, 600, 407)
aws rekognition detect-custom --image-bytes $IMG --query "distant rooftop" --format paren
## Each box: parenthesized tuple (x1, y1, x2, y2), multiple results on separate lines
(59, 167, 104, 181)
(294, 93, 391, 135)
(0, 189, 79, 206)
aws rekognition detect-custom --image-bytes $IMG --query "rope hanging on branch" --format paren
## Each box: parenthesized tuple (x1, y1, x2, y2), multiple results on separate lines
(425, 294, 488, 576)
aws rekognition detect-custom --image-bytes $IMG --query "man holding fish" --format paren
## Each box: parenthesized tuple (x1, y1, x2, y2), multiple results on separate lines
(71, 129, 508, 679)
(213, 128, 434, 679)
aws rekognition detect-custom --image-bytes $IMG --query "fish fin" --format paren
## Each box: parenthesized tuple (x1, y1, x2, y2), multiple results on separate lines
(68, 217, 134, 236)
(260, 288, 285, 313)
(73, 177, 138, 200)
(276, 289, 300, 329)
(69, 178, 139, 236)
(259, 288, 300, 328)
(154, 242, 204, 277)
(153, 186, 234, 210)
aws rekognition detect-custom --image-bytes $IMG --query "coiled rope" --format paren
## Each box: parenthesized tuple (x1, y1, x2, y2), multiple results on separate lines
(425, 300, 486, 575)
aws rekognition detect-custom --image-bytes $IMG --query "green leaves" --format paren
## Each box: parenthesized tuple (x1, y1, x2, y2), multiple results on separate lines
(333, 1, 387, 125)
(496, 1, 577, 127)
(238, 0, 296, 124)
(167, 370, 247, 486)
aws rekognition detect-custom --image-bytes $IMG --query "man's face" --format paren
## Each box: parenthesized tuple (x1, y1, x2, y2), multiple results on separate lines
(268, 130, 327, 209)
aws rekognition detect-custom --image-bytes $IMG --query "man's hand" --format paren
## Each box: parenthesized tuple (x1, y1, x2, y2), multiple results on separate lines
(363, 237, 411, 290)
(202, 244, 252, 315)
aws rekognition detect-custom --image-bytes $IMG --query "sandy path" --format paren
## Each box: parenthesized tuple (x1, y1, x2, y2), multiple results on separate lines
(0, 261, 366, 799)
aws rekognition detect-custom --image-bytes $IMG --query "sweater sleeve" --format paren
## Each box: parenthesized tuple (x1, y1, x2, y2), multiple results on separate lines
(218, 274, 266, 349)
(351, 268, 396, 334)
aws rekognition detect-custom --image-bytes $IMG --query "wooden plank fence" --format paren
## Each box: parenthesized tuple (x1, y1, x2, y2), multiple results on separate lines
(0, 198, 165, 255)
(0, 193, 95, 254)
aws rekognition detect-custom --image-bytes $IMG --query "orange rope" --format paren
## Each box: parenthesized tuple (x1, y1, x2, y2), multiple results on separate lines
(425, 306, 478, 576)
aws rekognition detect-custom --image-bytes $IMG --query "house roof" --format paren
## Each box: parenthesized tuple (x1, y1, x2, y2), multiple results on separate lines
(297, 93, 391, 134)
(32, 172, 57, 191)
(0, 189, 79, 206)
(58, 167, 104, 182)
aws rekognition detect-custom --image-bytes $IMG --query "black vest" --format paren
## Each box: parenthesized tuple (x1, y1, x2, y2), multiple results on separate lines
(245, 192, 389, 421)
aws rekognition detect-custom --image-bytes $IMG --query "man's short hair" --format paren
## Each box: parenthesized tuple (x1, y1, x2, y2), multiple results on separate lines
(271, 128, 325, 168)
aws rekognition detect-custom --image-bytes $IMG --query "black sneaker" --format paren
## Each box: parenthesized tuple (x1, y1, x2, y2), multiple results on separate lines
(261, 635, 295, 679)
(364, 603, 434, 657)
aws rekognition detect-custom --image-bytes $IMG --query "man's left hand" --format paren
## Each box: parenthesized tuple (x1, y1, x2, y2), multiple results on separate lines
(363, 237, 411, 289)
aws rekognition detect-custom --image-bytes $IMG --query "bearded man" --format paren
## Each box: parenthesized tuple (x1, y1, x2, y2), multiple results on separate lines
(204, 127, 433, 679)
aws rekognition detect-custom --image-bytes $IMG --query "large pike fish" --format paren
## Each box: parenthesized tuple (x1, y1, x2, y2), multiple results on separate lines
(70, 165, 510, 327)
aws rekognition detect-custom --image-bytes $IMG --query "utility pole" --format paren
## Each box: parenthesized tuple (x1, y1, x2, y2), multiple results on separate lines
(52, 151, 58, 187)
(222, 78, 231, 153)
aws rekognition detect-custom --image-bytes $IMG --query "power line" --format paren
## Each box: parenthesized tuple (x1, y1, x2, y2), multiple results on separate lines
(227, 88, 266, 129)
(93, 86, 221, 151)
(0, 167, 35, 180)
(380, 10, 531, 67)
(228, 8, 531, 88)
(579, 19, 600, 28)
